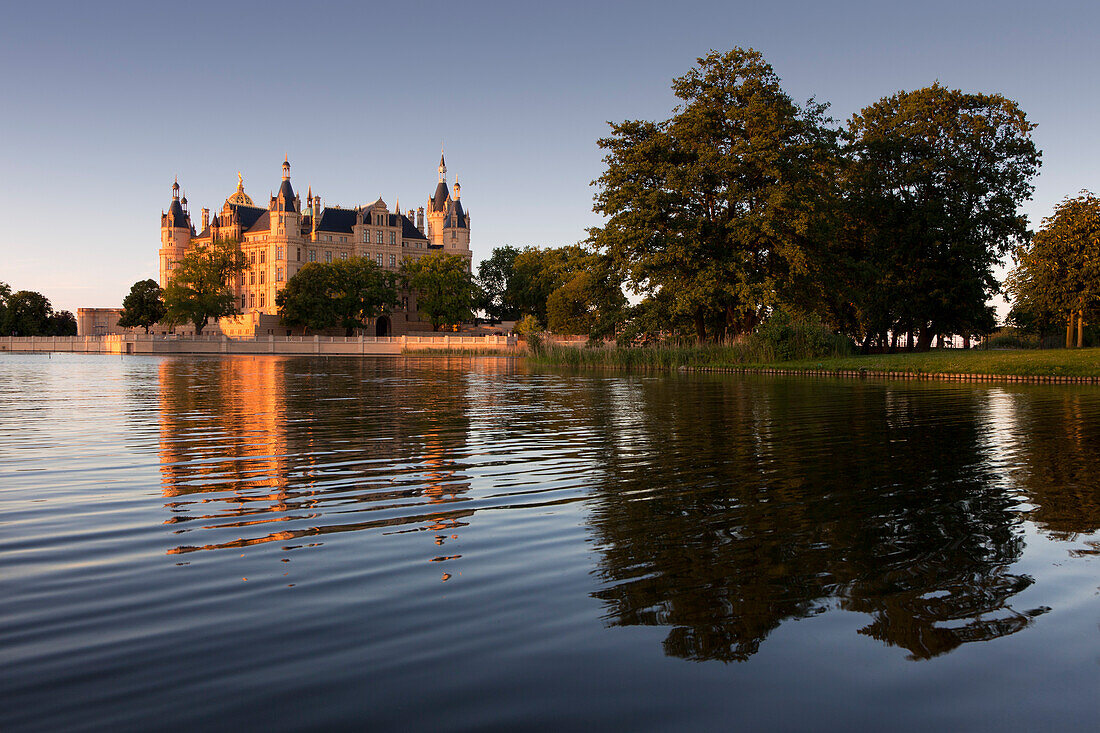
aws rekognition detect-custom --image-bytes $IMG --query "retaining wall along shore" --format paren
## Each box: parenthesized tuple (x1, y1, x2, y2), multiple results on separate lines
(681, 365, 1100, 384)
(1, 334, 518, 356)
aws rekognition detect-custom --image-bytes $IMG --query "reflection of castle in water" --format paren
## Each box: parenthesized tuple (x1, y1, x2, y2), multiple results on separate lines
(155, 357, 501, 564)
(586, 380, 1067, 662)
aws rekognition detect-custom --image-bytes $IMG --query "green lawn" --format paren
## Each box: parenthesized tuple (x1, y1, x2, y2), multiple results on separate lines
(533, 343, 1100, 377)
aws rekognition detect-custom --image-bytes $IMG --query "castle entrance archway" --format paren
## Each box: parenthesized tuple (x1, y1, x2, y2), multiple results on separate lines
(375, 316, 391, 337)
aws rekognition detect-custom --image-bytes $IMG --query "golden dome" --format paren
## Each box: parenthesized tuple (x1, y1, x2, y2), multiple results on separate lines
(225, 171, 255, 207)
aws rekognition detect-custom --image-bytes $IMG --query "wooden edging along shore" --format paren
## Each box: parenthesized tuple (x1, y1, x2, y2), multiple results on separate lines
(680, 365, 1100, 384)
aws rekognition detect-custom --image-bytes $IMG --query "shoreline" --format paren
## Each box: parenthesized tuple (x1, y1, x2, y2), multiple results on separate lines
(679, 365, 1100, 385)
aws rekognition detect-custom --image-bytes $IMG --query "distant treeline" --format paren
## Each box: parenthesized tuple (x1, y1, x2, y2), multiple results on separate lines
(0, 282, 77, 337)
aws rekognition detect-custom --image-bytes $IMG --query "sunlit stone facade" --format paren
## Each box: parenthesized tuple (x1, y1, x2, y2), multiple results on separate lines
(159, 153, 471, 336)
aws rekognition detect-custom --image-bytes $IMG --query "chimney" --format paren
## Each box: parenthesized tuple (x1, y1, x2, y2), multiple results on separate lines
(416, 207, 425, 233)
(201, 208, 210, 231)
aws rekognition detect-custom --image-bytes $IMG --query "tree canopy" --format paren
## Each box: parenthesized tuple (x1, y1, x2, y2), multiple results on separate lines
(841, 84, 1041, 349)
(162, 239, 248, 335)
(1006, 192, 1100, 345)
(118, 279, 167, 333)
(400, 253, 478, 331)
(276, 257, 398, 336)
(0, 284, 75, 336)
(591, 47, 839, 342)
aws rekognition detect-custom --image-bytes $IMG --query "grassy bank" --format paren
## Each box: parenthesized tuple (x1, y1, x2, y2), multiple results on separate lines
(531, 343, 1100, 378)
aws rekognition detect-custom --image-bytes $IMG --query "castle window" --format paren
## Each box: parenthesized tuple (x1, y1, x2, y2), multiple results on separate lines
(250, 272, 255, 285)
(249, 293, 254, 308)
(260, 292, 266, 308)
(376, 253, 383, 266)
(250, 252, 256, 264)
(259, 270, 265, 285)
(325, 251, 332, 263)
(340, 252, 348, 261)
(452, 230, 457, 241)
(297, 247, 301, 261)
(277, 268, 284, 282)
(309, 250, 317, 262)
(376, 231, 383, 244)
(276, 246, 284, 260)
(362, 231, 368, 243)
(389, 231, 396, 245)
(260, 251, 266, 264)
(388, 254, 396, 268)
(241, 295, 246, 308)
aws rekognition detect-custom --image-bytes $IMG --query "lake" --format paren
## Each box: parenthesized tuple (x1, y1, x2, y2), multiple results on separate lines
(2, 353, 1097, 731)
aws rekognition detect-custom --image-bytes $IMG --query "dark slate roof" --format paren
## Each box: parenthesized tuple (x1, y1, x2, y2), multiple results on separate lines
(196, 226, 211, 239)
(445, 200, 467, 228)
(166, 199, 188, 227)
(246, 210, 271, 233)
(316, 207, 357, 234)
(400, 214, 427, 240)
(231, 204, 268, 230)
(277, 179, 297, 211)
(430, 180, 449, 211)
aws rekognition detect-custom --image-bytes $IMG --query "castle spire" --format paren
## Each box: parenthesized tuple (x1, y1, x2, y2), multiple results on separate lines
(438, 147, 447, 183)
(172, 177, 180, 200)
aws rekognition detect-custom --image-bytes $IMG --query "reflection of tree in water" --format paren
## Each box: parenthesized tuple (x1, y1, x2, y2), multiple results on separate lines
(588, 378, 1047, 662)
(1006, 390, 1100, 549)
(154, 357, 475, 559)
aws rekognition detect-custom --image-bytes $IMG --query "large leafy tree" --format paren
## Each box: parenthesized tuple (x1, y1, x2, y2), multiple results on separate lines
(276, 263, 338, 334)
(277, 258, 398, 336)
(163, 239, 248, 335)
(7, 290, 54, 336)
(476, 245, 521, 322)
(592, 48, 839, 343)
(331, 257, 399, 336)
(0, 281, 11, 334)
(118, 279, 167, 333)
(1006, 192, 1100, 347)
(843, 84, 1041, 349)
(400, 253, 478, 331)
(49, 310, 77, 336)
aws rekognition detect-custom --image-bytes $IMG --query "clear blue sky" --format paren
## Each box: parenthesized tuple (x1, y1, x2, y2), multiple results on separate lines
(1, 0, 1096, 313)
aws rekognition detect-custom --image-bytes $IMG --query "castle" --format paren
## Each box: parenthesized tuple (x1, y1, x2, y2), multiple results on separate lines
(158, 153, 471, 336)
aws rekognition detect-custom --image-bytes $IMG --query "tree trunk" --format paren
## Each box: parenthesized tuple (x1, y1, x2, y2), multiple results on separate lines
(1078, 310, 1084, 348)
(1067, 311, 1074, 349)
(889, 330, 899, 353)
(962, 335, 970, 349)
(916, 328, 934, 352)
(905, 331, 914, 352)
(695, 310, 707, 344)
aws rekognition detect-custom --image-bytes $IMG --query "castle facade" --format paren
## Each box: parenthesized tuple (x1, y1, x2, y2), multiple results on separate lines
(159, 153, 471, 336)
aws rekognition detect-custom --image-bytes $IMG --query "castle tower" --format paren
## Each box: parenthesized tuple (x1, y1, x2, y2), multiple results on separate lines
(272, 156, 300, 237)
(159, 178, 192, 287)
(425, 150, 471, 267)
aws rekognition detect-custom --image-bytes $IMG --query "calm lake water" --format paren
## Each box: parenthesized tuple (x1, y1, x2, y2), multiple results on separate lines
(2, 353, 1098, 731)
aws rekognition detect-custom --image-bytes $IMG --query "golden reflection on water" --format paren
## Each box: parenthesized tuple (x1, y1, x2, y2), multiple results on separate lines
(155, 357, 490, 565)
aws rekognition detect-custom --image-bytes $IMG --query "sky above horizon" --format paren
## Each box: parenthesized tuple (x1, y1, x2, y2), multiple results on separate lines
(1, 0, 1097, 314)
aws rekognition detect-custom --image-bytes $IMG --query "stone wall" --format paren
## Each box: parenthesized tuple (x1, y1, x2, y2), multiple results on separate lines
(0, 334, 518, 356)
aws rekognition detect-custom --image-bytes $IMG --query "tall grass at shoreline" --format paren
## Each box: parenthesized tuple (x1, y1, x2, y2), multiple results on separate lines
(531, 341, 1100, 377)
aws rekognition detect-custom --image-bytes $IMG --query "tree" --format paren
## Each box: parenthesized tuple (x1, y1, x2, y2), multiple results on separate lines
(7, 290, 54, 336)
(277, 262, 339, 334)
(0, 282, 11, 334)
(162, 239, 248, 335)
(118, 279, 167, 333)
(591, 48, 840, 343)
(545, 251, 627, 337)
(400, 253, 478, 331)
(49, 310, 77, 336)
(843, 84, 1041, 350)
(476, 245, 521, 321)
(1006, 192, 1100, 348)
(330, 257, 398, 336)
(277, 258, 399, 336)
